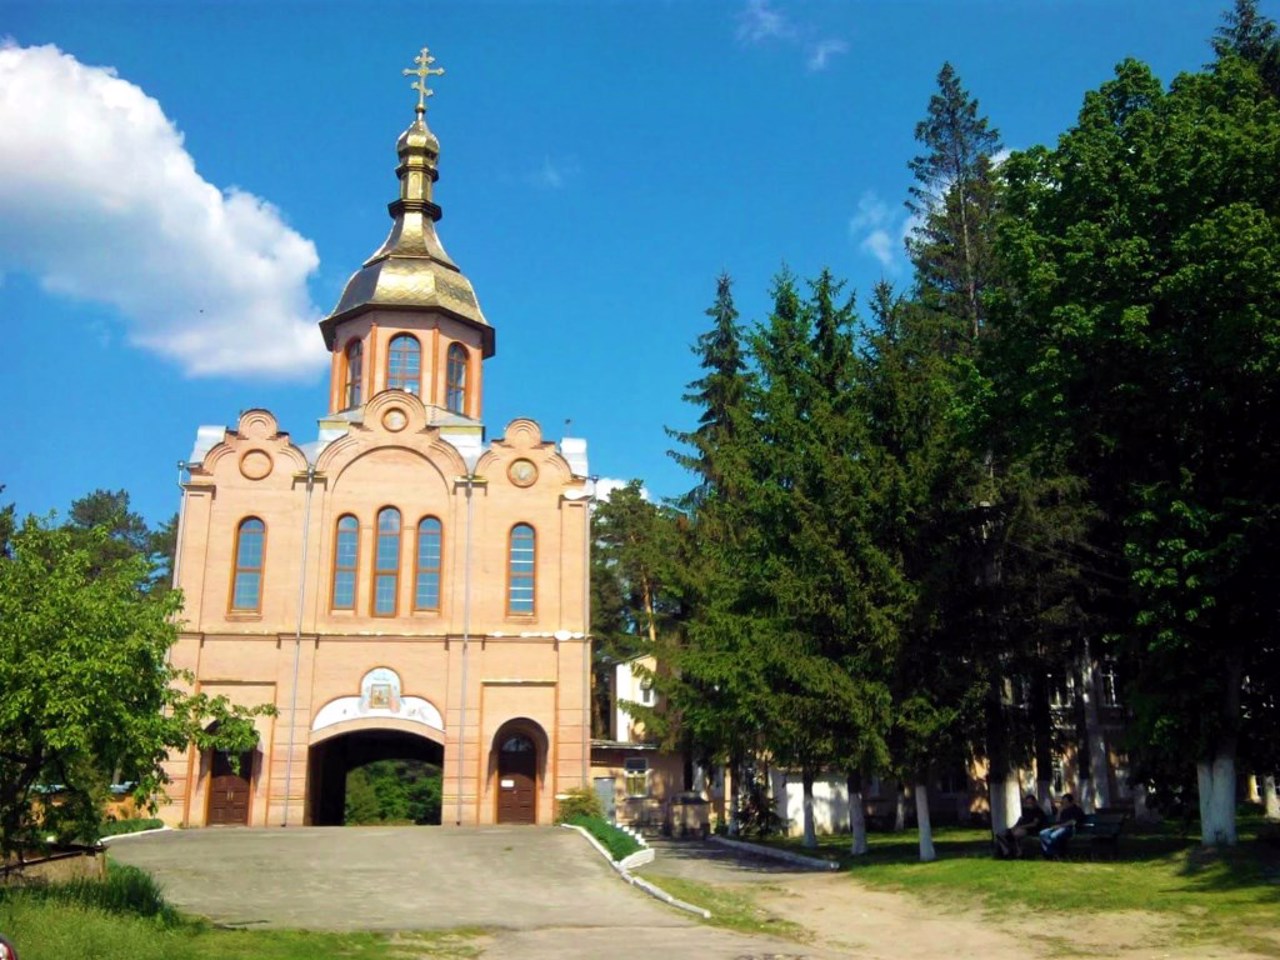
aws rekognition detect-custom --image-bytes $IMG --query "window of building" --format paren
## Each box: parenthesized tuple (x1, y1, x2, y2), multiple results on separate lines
(508, 523, 535, 615)
(332, 515, 359, 610)
(230, 518, 265, 612)
(623, 757, 649, 798)
(344, 340, 363, 408)
(639, 679, 655, 707)
(387, 334, 421, 394)
(373, 507, 401, 616)
(414, 516, 442, 611)
(446, 343, 467, 414)
(1051, 756, 1067, 795)
(1048, 671, 1075, 709)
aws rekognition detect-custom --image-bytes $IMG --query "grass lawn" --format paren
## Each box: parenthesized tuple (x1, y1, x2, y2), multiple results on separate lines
(0, 864, 484, 960)
(756, 815, 1280, 955)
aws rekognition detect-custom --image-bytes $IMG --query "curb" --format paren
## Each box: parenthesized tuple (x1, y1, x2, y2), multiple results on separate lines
(709, 835, 840, 871)
(100, 826, 173, 844)
(560, 824, 711, 919)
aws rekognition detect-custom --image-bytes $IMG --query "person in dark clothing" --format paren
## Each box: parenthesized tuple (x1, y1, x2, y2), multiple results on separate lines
(996, 793, 1050, 858)
(1039, 793, 1086, 857)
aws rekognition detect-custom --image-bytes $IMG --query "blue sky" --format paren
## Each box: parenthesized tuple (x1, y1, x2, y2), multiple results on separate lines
(2, 0, 1241, 526)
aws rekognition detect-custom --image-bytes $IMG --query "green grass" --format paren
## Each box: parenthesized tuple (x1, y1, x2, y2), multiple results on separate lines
(563, 814, 642, 861)
(98, 818, 165, 839)
(633, 872, 809, 942)
(0, 865, 486, 960)
(754, 817, 1280, 956)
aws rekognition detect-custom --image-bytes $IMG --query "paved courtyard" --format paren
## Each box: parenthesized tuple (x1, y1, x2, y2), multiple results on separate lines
(109, 827, 838, 960)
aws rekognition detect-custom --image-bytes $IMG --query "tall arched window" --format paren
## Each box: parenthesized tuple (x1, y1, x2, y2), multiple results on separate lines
(414, 517, 443, 611)
(331, 515, 359, 610)
(508, 523, 535, 615)
(387, 334, 421, 395)
(344, 340, 364, 408)
(446, 343, 468, 414)
(230, 518, 265, 612)
(373, 507, 401, 616)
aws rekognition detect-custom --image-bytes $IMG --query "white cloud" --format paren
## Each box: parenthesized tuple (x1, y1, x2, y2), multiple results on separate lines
(526, 155, 579, 190)
(849, 190, 908, 271)
(594, 477, 650, 503)
(807, 38, 848, 72)
(0, 42, 328, 378)
(736, 0, 797, 44)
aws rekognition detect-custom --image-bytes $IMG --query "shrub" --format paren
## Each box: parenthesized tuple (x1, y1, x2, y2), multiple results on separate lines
(565, 813, 641, 862)
(555, 786, 604, 822)
(99, 818, 164, 838)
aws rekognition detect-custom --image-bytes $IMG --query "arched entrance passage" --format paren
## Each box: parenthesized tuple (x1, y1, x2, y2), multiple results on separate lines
(307, 723, 444, 826)
(491, 719, 548, 825)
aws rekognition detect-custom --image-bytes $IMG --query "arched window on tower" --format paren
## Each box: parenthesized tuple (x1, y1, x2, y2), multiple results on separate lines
(372, 507, 401, 617)
(508, 523, 535, 615)
(446, 343, 468, 414)
(331, 515, 359, 610)
(414, 517, 443, 611)
(344, 340, 364, 408)
(230, 518, 265, 612)
(387, 334, 421, 395)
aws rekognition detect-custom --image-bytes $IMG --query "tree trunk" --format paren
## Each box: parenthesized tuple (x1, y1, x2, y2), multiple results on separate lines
(728, 751, 742, 836)
(893, 783, 907, 832)
(1071, 642, 1094, 811)
(1080, 638, 1110, 810)
(915, 782, 936, 862)
(1198, 753, 1238, 846)
(847, 770, 868, 855)
(1263, 775, 1279, 821)
(802, 768, 817, 849)
(1030, 659, 1054, 811)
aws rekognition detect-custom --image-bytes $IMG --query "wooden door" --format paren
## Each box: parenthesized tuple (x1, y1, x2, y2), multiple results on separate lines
(496, 734, 537, 824)
(208, 749, 253, 825)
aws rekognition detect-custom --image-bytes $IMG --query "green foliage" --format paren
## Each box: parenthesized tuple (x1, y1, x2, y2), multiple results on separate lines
(564, 813, 641, 861)
(0, 511, 273, 855)
(555, 785, 604, 822)
(5, 862, 180, 925)
(98, 817, 165, 838)
(343, 760, 442, 824)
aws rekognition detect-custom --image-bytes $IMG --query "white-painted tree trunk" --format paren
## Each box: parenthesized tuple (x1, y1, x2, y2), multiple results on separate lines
(1036, 778, 1052, 812)
(1080, 644, 1111, 811)
(1264, 775, 1279, 820)
(1198, 755, 1238, 846)
(802, 770, 817, 849)
(893, 784, 906, 832)
(1133, 783, 1152, 822)
(848, 780, 868, 855)
(915, 783, 936, 862)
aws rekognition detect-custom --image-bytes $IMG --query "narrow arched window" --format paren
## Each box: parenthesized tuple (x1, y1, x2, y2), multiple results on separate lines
(508, 523, 535, 615)
(231, 518, 265, 612)
(332, 515, 359, 610)
(414, 517, 443, 611)
(446, 343, 468, 414)
(373, 507, 401, 616)
(344, 340, 364, 408)
(387, 334, 421, 395)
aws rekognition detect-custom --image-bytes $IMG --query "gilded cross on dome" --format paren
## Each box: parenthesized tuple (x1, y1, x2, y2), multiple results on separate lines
(403, 46, 444, 115)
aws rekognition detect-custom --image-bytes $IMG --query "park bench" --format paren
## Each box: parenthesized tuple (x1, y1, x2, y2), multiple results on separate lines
(1074, 810, 1128, 859)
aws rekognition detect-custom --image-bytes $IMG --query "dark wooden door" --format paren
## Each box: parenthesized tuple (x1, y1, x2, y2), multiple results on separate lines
(496, 734, 537, 824)
(208, 749, 253, 825)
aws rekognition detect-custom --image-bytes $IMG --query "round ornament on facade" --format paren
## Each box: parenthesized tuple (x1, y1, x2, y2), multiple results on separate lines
(239, 449, 274, 481)
(508, 458, 538, 487)
(382, 408, 408, 432)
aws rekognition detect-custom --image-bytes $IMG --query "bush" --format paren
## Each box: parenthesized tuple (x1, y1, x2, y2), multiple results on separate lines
(564, 813, 641, 862)
(555, 786, 604, 822)
(99, 818, 164, 838)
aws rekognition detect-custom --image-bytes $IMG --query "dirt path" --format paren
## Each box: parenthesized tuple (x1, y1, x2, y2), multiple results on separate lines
(641, 840, 1272, 960)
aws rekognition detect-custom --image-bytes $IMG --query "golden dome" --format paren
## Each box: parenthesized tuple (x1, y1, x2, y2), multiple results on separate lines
(321, 50, 492, 356)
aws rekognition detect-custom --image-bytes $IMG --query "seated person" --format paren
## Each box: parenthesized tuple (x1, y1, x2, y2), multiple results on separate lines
(997, 792, 1049, 858)
(1039, 793, 1086, 857)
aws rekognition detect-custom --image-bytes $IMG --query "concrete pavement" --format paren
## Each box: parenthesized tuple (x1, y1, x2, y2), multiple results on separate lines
(109, 827, 837, 959)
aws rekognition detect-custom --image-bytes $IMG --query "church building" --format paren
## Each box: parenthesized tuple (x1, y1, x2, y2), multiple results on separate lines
(161, 48, 593, 828)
